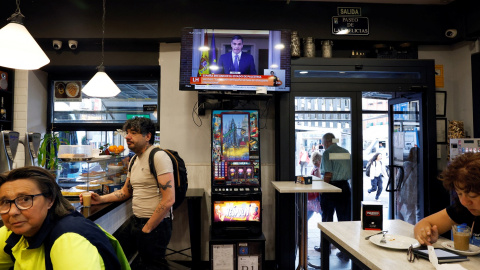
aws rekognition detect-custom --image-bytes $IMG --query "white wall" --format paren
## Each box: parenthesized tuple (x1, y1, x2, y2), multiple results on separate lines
(419, 41, 476, 169)
(13, 69, 48, 168)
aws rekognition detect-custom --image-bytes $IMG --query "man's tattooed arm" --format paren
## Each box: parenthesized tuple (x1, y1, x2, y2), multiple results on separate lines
(154, 203, 166, 214)
(110, 179, 132, 201)
(113, 190, 127, 200)
(159, 180, 172, 190)
(127, 182, 133, 194)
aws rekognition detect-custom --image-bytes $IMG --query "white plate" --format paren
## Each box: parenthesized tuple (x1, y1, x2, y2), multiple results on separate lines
(369, 234, 420, 250)
(441, 241, 480, 256)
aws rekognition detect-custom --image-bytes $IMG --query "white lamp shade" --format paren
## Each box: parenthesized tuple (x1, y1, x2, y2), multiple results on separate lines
(0, 22, 50, 70)
(82, 71, 121, 97)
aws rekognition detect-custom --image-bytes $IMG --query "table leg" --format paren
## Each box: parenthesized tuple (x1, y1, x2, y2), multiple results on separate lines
(321, 231, 330, 270)
(187, 197, 201, 267)
(296, 193, 307, 270)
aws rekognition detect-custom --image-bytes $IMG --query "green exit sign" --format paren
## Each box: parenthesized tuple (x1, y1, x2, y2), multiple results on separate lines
(126, 114, 150, 119)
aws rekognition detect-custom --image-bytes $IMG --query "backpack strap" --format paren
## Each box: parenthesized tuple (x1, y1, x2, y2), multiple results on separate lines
(148, 147, 161, 189)
(128, 154, 138, 173)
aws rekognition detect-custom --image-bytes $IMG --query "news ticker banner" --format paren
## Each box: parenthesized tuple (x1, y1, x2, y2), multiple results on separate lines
(190, 74, 281, 87)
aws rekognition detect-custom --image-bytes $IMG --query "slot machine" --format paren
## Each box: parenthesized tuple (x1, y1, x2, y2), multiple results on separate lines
(211, 110, 262, 237)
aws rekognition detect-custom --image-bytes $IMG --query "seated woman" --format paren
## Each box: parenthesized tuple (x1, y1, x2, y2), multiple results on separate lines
(414, 152, 480, 246)
(0, 166, 124, 269)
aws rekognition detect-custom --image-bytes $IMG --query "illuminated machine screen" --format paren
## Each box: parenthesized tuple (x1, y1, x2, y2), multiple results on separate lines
(213, 200, 261, 222)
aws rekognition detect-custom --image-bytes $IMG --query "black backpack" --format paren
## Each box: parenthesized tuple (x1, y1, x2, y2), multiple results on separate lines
(366, 160, 383, 178)
(129, 147, 188, 210)
(365, 161, 372, 177)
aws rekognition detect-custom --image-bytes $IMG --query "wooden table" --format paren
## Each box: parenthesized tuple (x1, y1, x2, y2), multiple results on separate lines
(318, 219, 480, 270)
(272, 180, 341, 270)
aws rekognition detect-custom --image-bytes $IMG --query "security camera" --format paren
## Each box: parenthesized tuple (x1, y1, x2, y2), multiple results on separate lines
(445, 29, 458, 38)
(68, 40, 78, 50)
(52, 40, 62, 50)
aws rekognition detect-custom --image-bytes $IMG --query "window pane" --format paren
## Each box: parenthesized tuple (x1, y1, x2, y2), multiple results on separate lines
(53, 80, 158, 124)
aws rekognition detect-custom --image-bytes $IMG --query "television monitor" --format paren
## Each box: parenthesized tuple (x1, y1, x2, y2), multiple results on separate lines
(180, 28, 291, 92)
(211, 193, 262, 236)
(211, 110, 260, 190)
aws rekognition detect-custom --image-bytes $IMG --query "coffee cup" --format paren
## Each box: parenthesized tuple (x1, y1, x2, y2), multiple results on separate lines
(82, 192, 92, 207)
(452, 224, 471, 251)
(92, 149, 101, 157)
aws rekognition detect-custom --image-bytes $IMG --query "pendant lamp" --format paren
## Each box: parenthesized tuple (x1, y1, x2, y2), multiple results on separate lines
(81, 0, 120, 97)
(0, 0, 50, 70)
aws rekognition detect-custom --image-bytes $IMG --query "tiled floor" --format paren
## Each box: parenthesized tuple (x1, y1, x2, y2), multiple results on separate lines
(306, 213, 352, 270)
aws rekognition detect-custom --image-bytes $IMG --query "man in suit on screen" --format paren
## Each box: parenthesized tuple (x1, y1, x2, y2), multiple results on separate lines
(217, 35, 257, 75)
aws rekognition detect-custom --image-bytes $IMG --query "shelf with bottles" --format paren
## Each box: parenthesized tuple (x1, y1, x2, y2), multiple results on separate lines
(295, 39, 419, 59)
(58, 155, 127, 199)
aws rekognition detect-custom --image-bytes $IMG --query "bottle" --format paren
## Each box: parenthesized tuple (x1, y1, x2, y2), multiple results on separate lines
(291, 31, 301, 57)
(0, 97, 6, 120)
(304, 37, 315, 58)
(321, 40, 333, 58)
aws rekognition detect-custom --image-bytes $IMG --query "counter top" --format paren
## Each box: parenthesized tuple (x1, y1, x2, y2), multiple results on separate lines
(271, 180, 342, 193)
(78, 199, 132, 221)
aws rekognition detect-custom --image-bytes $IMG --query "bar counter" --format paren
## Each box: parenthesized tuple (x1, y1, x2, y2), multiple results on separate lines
(77, 199, 133, 234)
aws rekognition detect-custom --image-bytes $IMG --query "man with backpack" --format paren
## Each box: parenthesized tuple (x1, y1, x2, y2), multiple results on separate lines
(86, 117, 175, 270)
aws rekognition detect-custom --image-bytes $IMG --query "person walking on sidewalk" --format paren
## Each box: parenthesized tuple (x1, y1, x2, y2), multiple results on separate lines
(367, 153, 388, 201)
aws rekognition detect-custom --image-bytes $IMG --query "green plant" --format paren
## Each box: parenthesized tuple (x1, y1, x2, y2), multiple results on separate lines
(38, 131, 69, 170)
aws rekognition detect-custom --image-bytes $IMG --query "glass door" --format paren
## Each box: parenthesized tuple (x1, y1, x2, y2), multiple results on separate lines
(388, 93, 424, 224)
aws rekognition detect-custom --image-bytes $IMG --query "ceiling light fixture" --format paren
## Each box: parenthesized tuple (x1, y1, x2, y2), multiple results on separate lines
(0, 0, 50, 70)
(82, 0, 120, 97)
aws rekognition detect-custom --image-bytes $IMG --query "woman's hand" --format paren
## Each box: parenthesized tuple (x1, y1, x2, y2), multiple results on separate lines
(414, 223, 439, 245)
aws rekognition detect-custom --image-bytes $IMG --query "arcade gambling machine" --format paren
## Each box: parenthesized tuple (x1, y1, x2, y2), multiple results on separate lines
(210, 110, 265, 269)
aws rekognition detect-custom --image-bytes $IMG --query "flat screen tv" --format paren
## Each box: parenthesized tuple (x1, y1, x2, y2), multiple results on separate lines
(180, 28, 291, 92)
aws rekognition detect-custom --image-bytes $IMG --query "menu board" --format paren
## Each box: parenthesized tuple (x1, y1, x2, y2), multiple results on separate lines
(54, 81, 82, 101)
